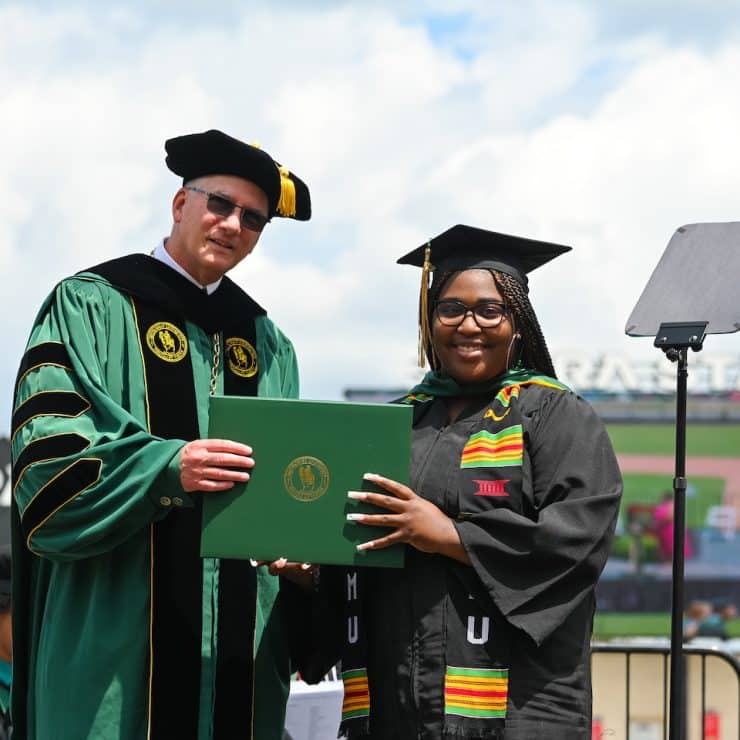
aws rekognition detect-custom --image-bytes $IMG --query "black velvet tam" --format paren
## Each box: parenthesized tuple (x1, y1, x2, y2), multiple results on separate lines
(165, 129, 311, 220)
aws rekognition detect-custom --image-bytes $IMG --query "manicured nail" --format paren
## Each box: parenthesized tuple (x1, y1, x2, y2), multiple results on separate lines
(346, 513, 364, 521)
(363, 473, 380, 481)
(301, 562, 312, 570)
(249, 559, 258, 567)
(348, 491, 366, 500)
(356, 541, 374, 551)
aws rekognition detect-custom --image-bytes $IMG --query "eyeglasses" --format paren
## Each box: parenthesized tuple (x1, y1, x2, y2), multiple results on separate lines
(434, 299, 508, 328)
(185, 186, 270, 232)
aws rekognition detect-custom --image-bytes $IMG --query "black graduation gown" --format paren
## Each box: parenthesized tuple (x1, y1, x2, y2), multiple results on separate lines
(356, 384, 622, 739)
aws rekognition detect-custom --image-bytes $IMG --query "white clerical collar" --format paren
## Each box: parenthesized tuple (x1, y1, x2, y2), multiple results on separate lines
(152, 239, 223, 294)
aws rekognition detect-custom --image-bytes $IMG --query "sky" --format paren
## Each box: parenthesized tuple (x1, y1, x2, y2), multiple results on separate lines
(3, 0, 740, 431)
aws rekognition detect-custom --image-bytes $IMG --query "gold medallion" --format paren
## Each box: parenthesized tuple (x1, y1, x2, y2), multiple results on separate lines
(283, 456, 330, 502)
(146, 322, 188, 363)
(226, 337, 258, 378)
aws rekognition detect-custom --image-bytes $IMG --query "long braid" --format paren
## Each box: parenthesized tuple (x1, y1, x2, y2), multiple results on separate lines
(424, 269, 557, 378)
(492, 271, 556, 378)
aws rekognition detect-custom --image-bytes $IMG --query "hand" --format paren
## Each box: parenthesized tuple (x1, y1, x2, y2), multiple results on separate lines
(256, 558, 316, 591)
(179, 439, 254, 492)
(347, 473, 470, 564)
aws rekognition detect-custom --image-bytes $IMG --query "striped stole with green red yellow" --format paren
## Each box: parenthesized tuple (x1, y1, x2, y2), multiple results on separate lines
(341, 668, 370, 722)
(444, 666, 508, 718)
(460, 425, 523, 468)
(459, 376, 569, 469)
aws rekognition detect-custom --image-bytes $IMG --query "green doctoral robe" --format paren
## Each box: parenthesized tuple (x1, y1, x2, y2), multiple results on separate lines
(10, 255, 306, 740)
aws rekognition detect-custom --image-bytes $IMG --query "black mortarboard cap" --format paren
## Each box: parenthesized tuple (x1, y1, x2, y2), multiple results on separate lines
(165, 129, 311, 220)
(399, 224, 571, 367)
(397, 224, 571, 289)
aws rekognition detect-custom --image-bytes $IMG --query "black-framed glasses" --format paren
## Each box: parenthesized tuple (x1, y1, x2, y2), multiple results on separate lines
(185, 186, 270, 232)
(434, 299, 508, 328)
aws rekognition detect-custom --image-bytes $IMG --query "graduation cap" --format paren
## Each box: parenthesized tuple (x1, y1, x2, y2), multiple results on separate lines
(397, 224, 571, 366)
(165, 129, 311, 221)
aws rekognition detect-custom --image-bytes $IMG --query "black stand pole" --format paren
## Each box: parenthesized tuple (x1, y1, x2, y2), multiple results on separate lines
(653, 321, 707, 740)
(668, 348, 687, 740)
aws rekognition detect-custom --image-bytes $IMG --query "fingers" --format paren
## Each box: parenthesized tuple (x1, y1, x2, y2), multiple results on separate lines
(202, 439, 253, 456)
(197, 465, 251, 481)
(362, 472, 414, 500)
(347, 512, 403, 528)
(356, 531, 402, 551)
(210, 452, 255, 469)
(347, 491, 405, 512)
(267, 557, 288, 576)
(180, 438, 255, 493)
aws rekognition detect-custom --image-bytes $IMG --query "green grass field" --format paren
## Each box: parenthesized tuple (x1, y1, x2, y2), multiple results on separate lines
(597, 423, 739, 638)
(605, 423, 740, 457)
(619, 473, 724, 529)
(593, 613, 740, 640)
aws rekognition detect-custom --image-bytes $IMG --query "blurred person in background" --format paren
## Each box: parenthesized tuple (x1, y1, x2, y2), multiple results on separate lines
(0, 545, 12, 740)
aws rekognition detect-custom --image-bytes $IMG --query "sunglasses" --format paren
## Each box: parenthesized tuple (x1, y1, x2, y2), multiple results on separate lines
(434, 299, 508, 328)
(185, 186, 270, 232)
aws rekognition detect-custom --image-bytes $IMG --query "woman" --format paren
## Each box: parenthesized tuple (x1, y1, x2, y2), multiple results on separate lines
(337, 225, 623, 739)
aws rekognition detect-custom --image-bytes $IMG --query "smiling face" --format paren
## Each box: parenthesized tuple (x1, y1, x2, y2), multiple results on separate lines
(431, 269, 515, 384)
(166, 173, 270, 285)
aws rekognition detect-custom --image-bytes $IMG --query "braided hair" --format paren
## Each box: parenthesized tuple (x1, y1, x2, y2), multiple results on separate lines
(425, 268, 557, 378)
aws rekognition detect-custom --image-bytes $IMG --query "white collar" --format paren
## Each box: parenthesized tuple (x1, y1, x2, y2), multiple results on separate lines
(152, 239, 223, 294)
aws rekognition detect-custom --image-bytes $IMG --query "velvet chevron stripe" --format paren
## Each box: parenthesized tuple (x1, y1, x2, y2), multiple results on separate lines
(460, 425, 523, 468)
(444, 666, 508, 719)
(15, 341, 72, 391)
(13, 433, 90, 491)
(20, 458, 102, 546)
(11, 391, 91, 441)
(341, 668, 370, 720)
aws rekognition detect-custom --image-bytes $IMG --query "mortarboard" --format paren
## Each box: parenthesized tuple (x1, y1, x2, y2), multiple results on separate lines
(397, 224, 571, 286)
(398, 224, 571, 366)
(165, 129, 311, 221)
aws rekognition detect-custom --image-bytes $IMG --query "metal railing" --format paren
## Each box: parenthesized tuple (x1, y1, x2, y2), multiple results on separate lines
(591, 642, 740, 740)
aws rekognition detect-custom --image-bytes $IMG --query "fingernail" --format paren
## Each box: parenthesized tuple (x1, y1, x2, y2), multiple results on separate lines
(346, 513, 363, 521)
(278, 557, 287, 565)
(356, 541, 374, 551)
(363, 473, 380, 481)
(301, 562, 312, 570)
(249, 559, 258, 567)
(348, 491, 366, 500)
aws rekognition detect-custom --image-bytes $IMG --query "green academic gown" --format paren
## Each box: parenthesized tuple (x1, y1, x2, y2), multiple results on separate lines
(10, 255, 302, 740)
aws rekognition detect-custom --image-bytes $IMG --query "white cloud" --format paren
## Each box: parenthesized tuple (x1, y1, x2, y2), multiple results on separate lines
(2, 2, 740, 431)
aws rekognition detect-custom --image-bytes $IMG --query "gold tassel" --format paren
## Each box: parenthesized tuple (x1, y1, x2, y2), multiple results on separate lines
(277, 165, 297, 217)
(418, 244, 434, 368)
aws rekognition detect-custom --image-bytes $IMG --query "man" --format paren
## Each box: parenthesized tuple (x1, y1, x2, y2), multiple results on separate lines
(11, 130, 318, 739)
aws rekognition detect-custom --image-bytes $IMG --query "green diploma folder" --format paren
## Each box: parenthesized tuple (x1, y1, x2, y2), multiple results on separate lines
(200, 396, 412, 567)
